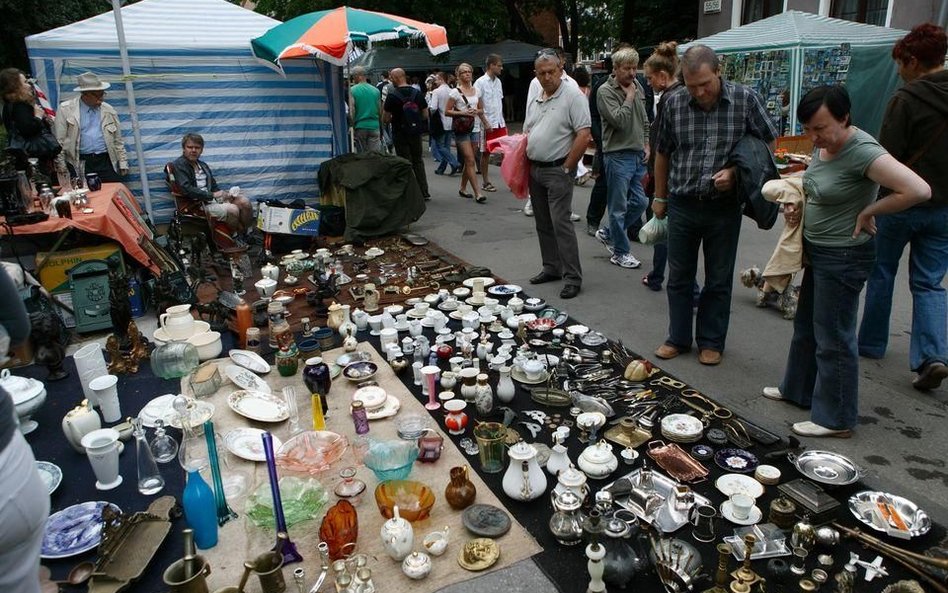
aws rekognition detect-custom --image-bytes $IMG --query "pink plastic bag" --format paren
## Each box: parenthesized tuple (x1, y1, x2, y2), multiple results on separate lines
(486, 133, 530, 200)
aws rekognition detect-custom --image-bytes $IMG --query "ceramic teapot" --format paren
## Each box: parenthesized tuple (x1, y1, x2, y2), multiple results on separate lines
(502, 440, 547, 501)
(380, 505, 414, 561)
(401, 551, 432, 580)
(577, 440, 619, 479)
(351, 308, 369, 332)
(62, 399, 102, 453)
(260, 262, 279, 282)
(552, 464, 590, 503)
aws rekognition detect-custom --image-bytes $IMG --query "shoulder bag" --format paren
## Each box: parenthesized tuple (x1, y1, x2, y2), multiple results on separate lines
(6, 116, 62, 160)
(451, 94, 475, 135)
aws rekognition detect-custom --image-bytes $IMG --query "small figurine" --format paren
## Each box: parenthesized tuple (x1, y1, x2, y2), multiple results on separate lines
(108, 262, 133, 351)
(29, 310, 68, 381)
(105, 335, 127, 374)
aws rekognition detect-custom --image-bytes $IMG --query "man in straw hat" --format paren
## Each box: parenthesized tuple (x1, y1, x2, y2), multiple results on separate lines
(54, 72, 128, 183)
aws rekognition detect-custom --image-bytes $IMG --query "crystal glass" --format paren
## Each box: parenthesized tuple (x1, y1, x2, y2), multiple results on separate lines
(133, 417, 164, 495)
(283, 386, 301, 436)
(149, 418, 178, 463)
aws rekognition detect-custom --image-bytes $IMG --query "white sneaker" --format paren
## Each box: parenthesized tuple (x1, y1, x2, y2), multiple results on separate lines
(569, 212, 581, 222)
(792, 421, 852, 438)
(610, 253, 641, 269)
(523, 199, 533, 217)
(761, 387, 784, 401)
(594, 228, 614, 254)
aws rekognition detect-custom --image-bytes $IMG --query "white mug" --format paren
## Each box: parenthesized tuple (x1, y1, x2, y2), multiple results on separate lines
(730, 493, 754, 521)
(81, 428, 123, 490)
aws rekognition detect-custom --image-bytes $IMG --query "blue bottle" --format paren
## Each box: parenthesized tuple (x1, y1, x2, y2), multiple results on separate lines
(182, 469, 218, 549)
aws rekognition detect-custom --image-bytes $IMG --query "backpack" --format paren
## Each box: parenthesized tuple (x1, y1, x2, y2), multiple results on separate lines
(396, 88, 426, 135)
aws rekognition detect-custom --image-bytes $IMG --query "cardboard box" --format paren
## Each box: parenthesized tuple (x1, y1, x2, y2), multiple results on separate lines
(36, 243, 124, 294)
(256, 203, 320, 236)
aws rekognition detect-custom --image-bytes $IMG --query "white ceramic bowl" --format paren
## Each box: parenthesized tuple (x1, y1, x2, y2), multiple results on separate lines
(153, 320, 210, 345)
(187, 330, 223, 361)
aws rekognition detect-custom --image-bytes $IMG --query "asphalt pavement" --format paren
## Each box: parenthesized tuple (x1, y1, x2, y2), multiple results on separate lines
(409, 146, 948, 592)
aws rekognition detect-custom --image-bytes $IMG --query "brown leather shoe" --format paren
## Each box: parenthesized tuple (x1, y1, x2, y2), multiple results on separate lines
(698, 349, 722, 366)
(654, 343, 686, 360)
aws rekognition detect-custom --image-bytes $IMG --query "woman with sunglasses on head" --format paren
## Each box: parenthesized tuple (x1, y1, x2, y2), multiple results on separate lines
(446, 63, 488, 203)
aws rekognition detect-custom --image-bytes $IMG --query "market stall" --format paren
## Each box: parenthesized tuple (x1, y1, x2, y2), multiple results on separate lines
(683, 11, 908, 137)
(21, 237, 948, 593)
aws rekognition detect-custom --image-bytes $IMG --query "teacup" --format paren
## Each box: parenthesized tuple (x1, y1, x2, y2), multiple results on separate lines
(521, 359, 545, 381)
(457, 304, 473, 317)
(413, 302, 431, 316)
(441, 297, 458, 310)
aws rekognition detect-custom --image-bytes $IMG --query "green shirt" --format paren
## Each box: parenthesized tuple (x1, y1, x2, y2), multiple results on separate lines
(350, 82, 381, 130)
(596, 75, 649, 153)
(802, 128, 887, 247)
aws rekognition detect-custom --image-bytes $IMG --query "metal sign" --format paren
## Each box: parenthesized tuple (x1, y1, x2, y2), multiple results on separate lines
(704, 0, 722, 13)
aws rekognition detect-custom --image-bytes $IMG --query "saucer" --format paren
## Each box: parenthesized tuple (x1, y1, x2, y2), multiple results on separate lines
(465, 296, 486, 306)
(407, 309, 430, 319)
(438, 301, 460, 312)
(393, 322, 410, 332)
(463, 276, 496, 289)
(720, 501, 762, 526)
(511, 366, 550, 385)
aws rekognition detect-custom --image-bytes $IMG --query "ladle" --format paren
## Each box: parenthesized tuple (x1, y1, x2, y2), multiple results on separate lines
(52, 561, 96, 586)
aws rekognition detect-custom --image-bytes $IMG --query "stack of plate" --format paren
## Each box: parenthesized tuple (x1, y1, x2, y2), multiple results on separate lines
(660, 414, 704, 443)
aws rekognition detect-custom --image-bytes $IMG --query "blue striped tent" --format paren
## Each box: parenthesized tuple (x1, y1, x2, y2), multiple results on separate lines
(25, 0, 347, 223)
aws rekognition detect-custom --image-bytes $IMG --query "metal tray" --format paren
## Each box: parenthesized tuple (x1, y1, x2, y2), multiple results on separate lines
(789, 450, 862, 486)
(848, 490, 931, 538)
(647, 440, 709, 483)
(604, 467, 711, 534)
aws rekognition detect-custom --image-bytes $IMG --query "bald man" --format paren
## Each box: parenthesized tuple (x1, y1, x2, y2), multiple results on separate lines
(383, 68, 430, 198)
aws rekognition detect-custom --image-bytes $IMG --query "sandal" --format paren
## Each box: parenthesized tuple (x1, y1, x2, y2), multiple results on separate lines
(475, 195, 487, 204)
(458, 191, 474, 199)
(481, 182, 497, 192)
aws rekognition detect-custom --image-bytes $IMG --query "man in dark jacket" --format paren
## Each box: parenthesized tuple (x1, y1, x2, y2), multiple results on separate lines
(171, 133, 254, 235)
(859, 23, 948, 390)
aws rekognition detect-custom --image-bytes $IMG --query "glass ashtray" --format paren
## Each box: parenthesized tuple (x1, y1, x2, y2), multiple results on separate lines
(724, 523, 790, 561)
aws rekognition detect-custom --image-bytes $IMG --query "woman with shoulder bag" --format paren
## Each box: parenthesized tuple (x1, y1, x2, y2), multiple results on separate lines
(1, 68, 61, 178)
(446, 63, 487, 203)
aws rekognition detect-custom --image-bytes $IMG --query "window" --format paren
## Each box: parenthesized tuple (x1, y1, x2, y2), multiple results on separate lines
(832, 0, 888, 26)
(742, 0, 783, 25)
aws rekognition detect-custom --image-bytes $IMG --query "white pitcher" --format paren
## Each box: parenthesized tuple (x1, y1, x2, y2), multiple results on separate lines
(502, 441, 547, 501)
(159, 304, 195, 341)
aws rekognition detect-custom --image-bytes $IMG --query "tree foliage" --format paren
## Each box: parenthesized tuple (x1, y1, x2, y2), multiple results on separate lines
(0, 0, 114, 71)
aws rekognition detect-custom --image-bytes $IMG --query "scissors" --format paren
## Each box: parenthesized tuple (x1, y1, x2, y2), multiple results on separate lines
(679, 389, 733, 421)
(650, 376, 686, 390)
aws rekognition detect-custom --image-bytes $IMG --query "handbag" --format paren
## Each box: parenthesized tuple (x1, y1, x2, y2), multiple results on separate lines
(7, 119, 62, 160)
(451, 94, 475, 134)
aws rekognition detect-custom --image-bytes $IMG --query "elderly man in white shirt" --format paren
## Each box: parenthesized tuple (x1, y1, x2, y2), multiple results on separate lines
(474, 54, 506, 193)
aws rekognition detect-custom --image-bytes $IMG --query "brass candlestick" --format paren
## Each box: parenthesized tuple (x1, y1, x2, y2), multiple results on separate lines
(703, 543, 733, 593)
(731, 534, 762, 586)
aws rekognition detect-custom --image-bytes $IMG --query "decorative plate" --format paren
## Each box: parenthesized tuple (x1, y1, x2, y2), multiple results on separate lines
(365, 395, 401, 420)
(352, 385, 388, 410)
(227, 390, 289, 422)
(487, 284, 522, 296)
(848, 490, 931, 538)
(462, 504, 512, 537)
(224, 428, 282, 462)
(457, 538, 500, 572)
(36, 461, 62, 494)
(790, 450, 861, 486)
(342, 361, 378, 382)
(229, 350, 270, 374)
(690, 444, 714, 461)
(661, 414, 704, 438)
(462, 277, 496, 289)
(41, 501, 121, 559)
(715, 473, 765, 499)
(138, 394, 177, 428)
(581, 331, 608, 347)
(526, 318, 556, 333)
(714, 448, 759, 473)
(510, 366, 550, 385)
(167, 399, 216, 429)
(224, 364, 271, 394)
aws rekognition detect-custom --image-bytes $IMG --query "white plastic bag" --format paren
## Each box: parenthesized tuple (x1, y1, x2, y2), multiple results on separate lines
(638, 216, 668, 246)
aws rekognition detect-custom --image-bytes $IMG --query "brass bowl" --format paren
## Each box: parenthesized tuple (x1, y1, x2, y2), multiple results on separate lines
(375, 480, 435, 522)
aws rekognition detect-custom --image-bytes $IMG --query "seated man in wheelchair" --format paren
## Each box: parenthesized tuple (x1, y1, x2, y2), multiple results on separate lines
(170, 133, 254, 242)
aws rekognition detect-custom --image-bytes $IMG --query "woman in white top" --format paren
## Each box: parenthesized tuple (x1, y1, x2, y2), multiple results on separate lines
(446, 63, 488, 203)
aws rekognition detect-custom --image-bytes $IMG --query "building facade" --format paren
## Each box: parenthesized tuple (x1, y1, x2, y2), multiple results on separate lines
(698, 0, 942, 37)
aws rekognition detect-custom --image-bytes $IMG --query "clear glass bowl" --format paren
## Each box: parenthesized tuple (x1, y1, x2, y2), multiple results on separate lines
(277, 431, 349, 475)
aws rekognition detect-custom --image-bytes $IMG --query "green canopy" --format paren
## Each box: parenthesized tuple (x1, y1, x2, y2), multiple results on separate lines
(684, 11, 908, 136)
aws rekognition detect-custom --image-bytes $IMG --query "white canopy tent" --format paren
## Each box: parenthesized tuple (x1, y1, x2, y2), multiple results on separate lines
(26, 0, 346, 223)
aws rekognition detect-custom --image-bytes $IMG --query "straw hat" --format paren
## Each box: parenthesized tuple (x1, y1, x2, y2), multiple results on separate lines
(73, 72, 111, 92)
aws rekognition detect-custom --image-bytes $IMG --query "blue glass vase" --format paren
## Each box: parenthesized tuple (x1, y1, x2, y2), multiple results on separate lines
(182, 469, 218, 549)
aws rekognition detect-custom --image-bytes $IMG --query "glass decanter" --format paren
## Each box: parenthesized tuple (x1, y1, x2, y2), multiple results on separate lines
(333, 466, 366, 506)
(133, 417, 164, 495)
(149, 418, 178, 463)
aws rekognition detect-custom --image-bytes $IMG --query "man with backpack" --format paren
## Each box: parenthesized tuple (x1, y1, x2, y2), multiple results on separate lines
(383, 68, 431, 199)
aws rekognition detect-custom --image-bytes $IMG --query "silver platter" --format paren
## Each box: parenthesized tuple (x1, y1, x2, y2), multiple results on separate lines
(848, 490, 931, 537)
(789, 450, 862, 486)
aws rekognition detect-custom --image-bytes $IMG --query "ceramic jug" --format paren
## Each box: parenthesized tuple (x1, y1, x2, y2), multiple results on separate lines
(496, 366, 515, 403)
(159, 304, 195, 341)
(351, 308, 370, 331)
(260, 262, 279, 282)
(502, 441, 547, 501)
(62, 399, 101, 453)
(363, 284, 380, 312)
(380, 505, 414, 561)
(326, 303, 344, 331)
(546, 433, 571, 477)
(445, 465, 476, 510)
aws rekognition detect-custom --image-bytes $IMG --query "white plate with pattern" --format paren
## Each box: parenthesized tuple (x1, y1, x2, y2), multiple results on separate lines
(224, 364, 272, 394)
(227, 390, 289, 422)
(715, 473, 765, 499)
(462, 276, 496, 289)
(229, 349, 271, 374)
(36, 461, 62, 494)
(224, 428, 283, 462)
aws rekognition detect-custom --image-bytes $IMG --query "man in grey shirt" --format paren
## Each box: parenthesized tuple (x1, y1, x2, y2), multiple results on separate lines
(523, 50, 592, 300)
(595, 46, 650, 269)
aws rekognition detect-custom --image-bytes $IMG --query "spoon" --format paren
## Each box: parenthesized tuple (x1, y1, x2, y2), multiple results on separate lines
(52, 561, 95, 586)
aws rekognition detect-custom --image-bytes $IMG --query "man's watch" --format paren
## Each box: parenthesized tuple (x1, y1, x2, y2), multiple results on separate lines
(562, 166, 572, 175)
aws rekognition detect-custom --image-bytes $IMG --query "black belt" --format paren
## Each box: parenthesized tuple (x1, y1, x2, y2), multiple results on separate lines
(80, 152, 108, 158)
(529, 157, 567, 168)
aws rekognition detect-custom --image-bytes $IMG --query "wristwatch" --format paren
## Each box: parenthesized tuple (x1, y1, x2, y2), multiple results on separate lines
(562, 166, 571, 175)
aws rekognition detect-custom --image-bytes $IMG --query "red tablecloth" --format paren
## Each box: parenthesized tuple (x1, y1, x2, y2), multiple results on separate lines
(0, 183, 160, 274)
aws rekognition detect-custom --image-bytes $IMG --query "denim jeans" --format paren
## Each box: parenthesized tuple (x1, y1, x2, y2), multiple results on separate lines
(353, 129, 381, 153)
(781, 239, 875, 430)
(858, 205, 948, 371)
(602, 150, 648, 257)
(432, 131, 460, 173)
(666, 196, 742, 351)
